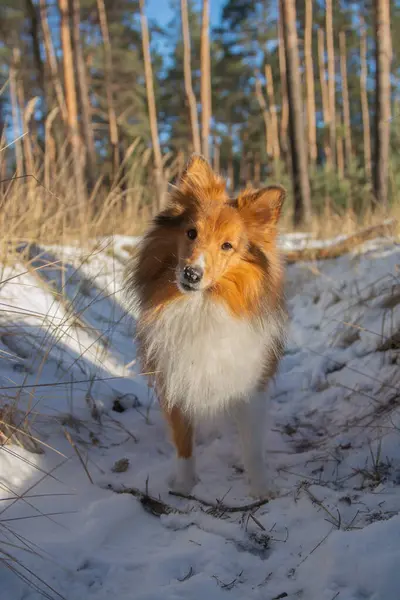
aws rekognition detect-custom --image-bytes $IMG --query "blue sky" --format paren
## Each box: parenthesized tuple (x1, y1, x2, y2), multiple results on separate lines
(147, 0, 225, 29)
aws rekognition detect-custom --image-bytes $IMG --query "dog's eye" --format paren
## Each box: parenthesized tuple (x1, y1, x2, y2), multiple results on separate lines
(221, 242, 233, 251)
(187, 228, 197, 240)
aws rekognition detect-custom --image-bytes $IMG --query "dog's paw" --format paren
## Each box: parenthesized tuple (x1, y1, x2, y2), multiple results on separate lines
(167, 458, 198, 495)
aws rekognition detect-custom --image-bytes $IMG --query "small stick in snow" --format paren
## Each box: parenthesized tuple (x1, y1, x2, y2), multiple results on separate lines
(64, 429, 94, 484)
(169, 490, 270, 513)
(108, 484, 185, 516)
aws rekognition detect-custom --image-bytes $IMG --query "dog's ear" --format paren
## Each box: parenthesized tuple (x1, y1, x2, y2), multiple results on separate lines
(181, 154, 213, 182)
(236, 186, 286, 226)
(177, 154, 226, 200)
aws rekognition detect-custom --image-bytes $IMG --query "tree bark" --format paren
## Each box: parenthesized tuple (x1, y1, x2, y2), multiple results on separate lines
(200, 0, 211, 161)
(281, 0, 312, 227)
(25, 0, 47, 111)
(255, 75, 271, 160)
(139, 0, 164, 209)
(277, 5, 289, 163)
(39, 0, 68, 123)
(317, 27, 331, 167)
(305, 0, 317, 164)
(59, 0, 84, 199)
(10, 48, 24, 176)
(72, 0, 96, 186)
(360, 18, 372, 182)
(373, 0, 392, 208)
(336, 111, 344, 179)
(181, 0, 201, 155)
(96, 0, 120, 179)
(339, 31, 352, 166)
(326, 0, 336, 166)
(265, 64, 280, 164)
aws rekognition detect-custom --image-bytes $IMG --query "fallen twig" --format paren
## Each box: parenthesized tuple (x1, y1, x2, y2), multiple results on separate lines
(169, 490, 269, 513)
(285, 220, 396, 264)
(108, 484, 185, 517)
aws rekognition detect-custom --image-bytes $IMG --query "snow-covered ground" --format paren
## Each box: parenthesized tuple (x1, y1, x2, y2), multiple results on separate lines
(1, 234, 400, 600)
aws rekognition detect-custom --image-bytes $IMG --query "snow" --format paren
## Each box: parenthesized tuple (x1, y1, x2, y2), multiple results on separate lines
(1, 234, 400, 599)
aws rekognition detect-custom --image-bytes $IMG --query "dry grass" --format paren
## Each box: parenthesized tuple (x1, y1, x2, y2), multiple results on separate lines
(1, 108, 399, 256)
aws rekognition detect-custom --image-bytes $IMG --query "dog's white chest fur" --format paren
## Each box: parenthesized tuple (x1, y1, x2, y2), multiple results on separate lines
(142, 295, 284, 416)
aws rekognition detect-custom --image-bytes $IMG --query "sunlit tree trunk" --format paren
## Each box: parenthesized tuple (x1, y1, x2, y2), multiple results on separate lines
(25, 0, 47, 113)
(360, 18, 372, 181)
(281, 0, 312, 227)
(278, 5, 289, 164)
(318, 27, 331, 167)
(326, 0, 336, 166)
(255, 75, 271, 160)
(139, 0, 164, 209)
(200, 0, 211, 161)
(10, 48, 24, 176)
(265, 64, 280, 165)
(59, 0, 84, 199)
(72, 0, 96, 185)
(339, 31, 352, 166)
(373, 0, 392, 208)
(305, 0, 317, 164)
(40, 0, 68, 123)
(181, 0, 201, 155)
(96, 0, 120, 180)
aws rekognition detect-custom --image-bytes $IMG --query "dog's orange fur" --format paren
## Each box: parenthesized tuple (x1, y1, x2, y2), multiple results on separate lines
(127, 155, 286, 471)
(161, 404, 193, 459)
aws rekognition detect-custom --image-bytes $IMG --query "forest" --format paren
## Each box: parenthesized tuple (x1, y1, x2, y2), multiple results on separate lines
(0, 0, 398, 237)
(2, 4, 400, 599)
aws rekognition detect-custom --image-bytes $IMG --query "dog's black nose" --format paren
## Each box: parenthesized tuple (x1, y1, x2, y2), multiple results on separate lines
(183, 265, 203, 284)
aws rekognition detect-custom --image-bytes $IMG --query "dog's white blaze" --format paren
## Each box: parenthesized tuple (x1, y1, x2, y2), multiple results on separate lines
(196, 253, 206, 269)
(141, 294, 286, 416)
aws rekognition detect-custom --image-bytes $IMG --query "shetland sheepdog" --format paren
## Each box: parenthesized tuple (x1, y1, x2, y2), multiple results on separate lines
(125, 155, 287, 498)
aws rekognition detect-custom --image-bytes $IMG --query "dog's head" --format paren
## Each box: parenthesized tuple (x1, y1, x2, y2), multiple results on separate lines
(156, 155, 285, 294)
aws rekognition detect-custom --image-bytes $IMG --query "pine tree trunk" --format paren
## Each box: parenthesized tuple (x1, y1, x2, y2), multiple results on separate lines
(96, 0, 120, 180)
(265, 64, 280, 165)
(305, 0, 317, 164)
(339, 31, 352, 166)
(72, 0, 96, 186)
(360, 18, 372, 182)
(336, 112, 344, 179)
(200, 0, 211, 161)
(255, 75, 271, 160)
(39, 0, 68, 124)
(326, 0, 336, 166)
(318, 27, 331, 167)
(373, 0, 392, 208)
(181, 0, 201, 155)
(278, 5, 289, 165)
(281, 0, 312, 227)
(58, 0, 84, 200)
(10, 49, 24, 176)
(139, 0, 164, 210)
(25, 0, 47, 114)
(44, 107, 59, 190)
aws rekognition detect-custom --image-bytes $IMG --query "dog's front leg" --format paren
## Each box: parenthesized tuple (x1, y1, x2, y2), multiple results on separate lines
(161, 403, 198, 494)
(234, 392, 277, 499)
